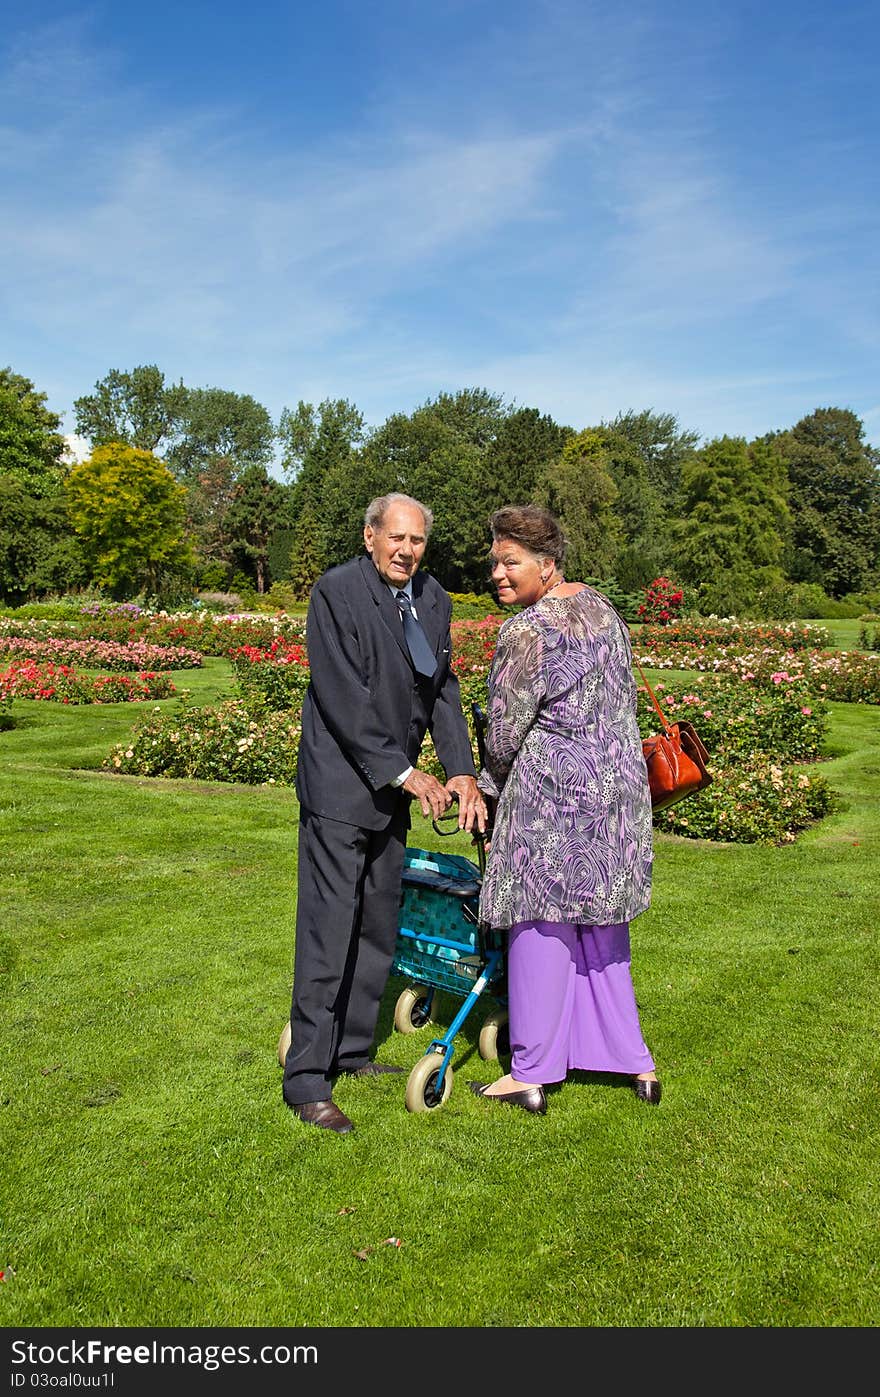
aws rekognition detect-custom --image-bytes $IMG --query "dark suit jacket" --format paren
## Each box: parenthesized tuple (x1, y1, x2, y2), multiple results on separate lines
(295, 555, 477, 829)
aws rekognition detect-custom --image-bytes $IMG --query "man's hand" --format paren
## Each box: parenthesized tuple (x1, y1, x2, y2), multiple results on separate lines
(403, 768, 454, 820)
(445, 775, 488, 834)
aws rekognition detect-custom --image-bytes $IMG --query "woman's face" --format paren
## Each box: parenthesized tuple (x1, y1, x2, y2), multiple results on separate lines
(489, 536, 546, 608)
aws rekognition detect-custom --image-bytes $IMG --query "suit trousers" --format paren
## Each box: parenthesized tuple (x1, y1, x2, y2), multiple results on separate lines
(283, 803, 409, 1105)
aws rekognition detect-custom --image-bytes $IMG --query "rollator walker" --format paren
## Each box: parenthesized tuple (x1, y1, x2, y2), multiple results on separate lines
(277, 705, 506, 1112)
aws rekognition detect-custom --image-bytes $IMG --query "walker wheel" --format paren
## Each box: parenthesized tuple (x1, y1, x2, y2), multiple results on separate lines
(394, 986, 432, 1034)
(277, 1020, 291, 1066)
(405, 1052, 453, 1113)
(478, 1008, 510, 1061)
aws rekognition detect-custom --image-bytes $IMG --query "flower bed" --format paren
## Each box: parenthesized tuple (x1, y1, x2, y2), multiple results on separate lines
(0, 661, 177, 704)
(0, 637, 202, 671)
(633, 642, 880, 703)
(0, 609, 306, 658)
(636, 619, 832, 650)
(418, 671, 835, 845)
(105, 698, 302, 784)
(98, 609, 840, 841)
(636, 675, 828, 762)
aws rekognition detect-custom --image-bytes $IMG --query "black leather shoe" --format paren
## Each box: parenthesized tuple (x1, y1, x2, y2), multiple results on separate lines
(632, 1076, 662, 1105)
(343, 1062, 405, 1078)
(469, 1081, 547, 1115)
(290, 1099, 354, 1134)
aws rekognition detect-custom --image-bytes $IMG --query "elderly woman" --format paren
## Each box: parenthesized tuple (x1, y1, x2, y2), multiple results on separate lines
(471, 504, 660, 1115)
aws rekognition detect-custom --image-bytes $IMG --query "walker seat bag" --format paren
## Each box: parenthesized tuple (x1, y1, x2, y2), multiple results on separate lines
(395, 848, 484, 989)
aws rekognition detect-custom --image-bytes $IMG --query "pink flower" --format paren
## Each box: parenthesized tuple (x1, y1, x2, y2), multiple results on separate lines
(801, 707, 812, 715)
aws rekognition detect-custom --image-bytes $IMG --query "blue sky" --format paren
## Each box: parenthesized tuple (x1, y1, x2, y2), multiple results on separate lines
(3, 0, 879, 461)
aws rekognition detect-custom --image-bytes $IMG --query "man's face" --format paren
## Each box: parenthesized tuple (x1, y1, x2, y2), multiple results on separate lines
(364, 503, 428, 587)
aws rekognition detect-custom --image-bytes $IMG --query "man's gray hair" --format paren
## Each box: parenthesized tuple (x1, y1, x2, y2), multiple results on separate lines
(364, 492, 434, 535)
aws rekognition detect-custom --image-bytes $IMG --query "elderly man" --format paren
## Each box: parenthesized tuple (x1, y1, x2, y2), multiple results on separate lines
(282, 492, 486, 1133)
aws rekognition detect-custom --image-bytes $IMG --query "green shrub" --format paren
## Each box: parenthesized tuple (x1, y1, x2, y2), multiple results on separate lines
(0, 595, 105, 623)
(229, 572, 258, 608)
(449, 591, 504, 619)
(194, 561, 232, 592)
(261, 580, 303, 614)
(582, 578, 642, 623)
(195, 591, 246, 614)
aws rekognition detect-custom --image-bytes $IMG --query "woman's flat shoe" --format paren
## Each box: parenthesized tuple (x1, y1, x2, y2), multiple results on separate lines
(632, 1076, 662, 1105)
(469, 1081, 547, 1115)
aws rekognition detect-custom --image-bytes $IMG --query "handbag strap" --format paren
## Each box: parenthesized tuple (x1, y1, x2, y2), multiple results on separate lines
(582, 584, 673, 734)
(632, 656, 672, 733)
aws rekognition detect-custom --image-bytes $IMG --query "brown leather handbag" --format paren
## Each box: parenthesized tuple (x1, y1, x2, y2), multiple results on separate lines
(635, 660, 712, 811)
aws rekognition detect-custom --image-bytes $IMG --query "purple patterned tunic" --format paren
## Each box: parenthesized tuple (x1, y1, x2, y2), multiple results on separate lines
(477, 587, 653, 929)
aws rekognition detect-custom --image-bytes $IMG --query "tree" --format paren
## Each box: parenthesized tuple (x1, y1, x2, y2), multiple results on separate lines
(606, 408, 700, 501)
(536, 430, 621, 579)
(0, 479, 88, 604)
(604, 408, 701, 586)
(165, 387, 276, 485)
(73, 366, 188, 454)
(278, 398, 365, 483)
(777, 407, 880, 597)
(0, 367, 67, 496)
(671, 435, 789, 614)
(559, 425, 667, 589)
(223, 465, 292, 594)
(358, 388, 511, 590)
(65, 444, 191, 598)
(480, 406, 571, 516)
(287, 499, 328, 600)
(183, 455, 240, 580)
(275, 398, 367, 573)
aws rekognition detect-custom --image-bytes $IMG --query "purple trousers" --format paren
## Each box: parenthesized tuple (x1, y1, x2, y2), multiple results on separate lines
(506, 920, 655, 1085)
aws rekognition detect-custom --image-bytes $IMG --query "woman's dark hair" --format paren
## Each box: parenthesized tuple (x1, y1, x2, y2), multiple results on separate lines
(489, 504, 568, 568)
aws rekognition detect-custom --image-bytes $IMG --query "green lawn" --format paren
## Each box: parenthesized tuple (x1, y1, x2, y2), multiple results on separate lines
(1, 657, 879, 1328)
(803, 617, 869, 650)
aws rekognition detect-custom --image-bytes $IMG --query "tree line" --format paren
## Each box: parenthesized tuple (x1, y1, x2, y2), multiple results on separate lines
(1, 362, 878, 616)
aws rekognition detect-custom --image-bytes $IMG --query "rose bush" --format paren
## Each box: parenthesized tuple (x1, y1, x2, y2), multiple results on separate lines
(229, 638, 311, 711)
(633, 641, 880, 703)
(654, 757, 833, 844)
(0, 607, 306, 658)
(105, 697, 302, 784)
(637, 576, 685, 625)
(636, 674, 828, 762)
